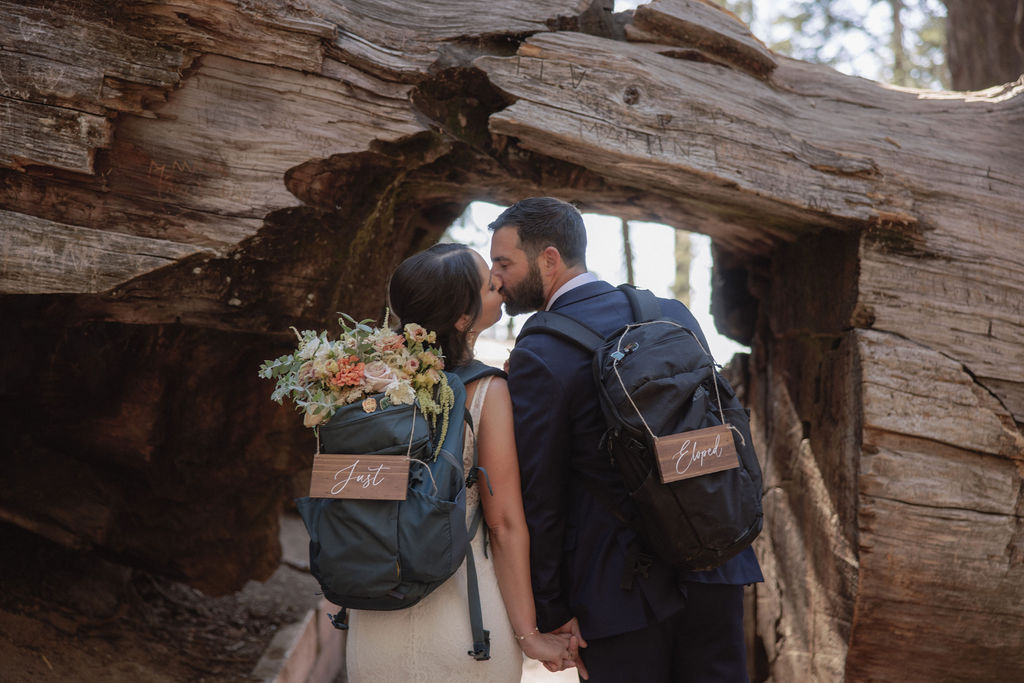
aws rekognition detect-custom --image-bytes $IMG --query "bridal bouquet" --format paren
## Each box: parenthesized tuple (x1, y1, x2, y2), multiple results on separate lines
(258, 313, 455, 447)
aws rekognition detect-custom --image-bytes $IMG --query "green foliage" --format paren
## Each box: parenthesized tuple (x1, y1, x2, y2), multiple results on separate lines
(718, 0, 756, 25)
(900, 8, 948, 88)
(761, 0, 949, 89)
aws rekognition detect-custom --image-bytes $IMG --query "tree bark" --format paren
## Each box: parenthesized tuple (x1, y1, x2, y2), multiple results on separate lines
(1, 1, 1022, 679)
(621, 218, 636, 285)
(890, 0, 907, 84)
(945, 0, 1024, 89)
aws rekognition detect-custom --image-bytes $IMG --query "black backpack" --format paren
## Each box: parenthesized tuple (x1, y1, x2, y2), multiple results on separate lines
(518, 285, 763, 572)
(296, 360, 504, 660)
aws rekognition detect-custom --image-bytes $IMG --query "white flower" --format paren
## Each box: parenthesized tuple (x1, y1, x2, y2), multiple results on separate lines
(384, 380, 416, 405)
(339, 387, 365, 404)
(311, 357, 331, 378)
(314, 340, 333, 362)
(297, 336, 322, 361)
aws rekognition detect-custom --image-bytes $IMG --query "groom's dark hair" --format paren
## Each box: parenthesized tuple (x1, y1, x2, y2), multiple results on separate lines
(488, 197, 587, 268)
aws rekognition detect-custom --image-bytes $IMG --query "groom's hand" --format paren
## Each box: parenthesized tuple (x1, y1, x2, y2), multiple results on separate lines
(549, 617, 589, 679)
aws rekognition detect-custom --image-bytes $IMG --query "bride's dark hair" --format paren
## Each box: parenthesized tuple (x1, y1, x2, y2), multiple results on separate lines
(388, 243, 482, 369)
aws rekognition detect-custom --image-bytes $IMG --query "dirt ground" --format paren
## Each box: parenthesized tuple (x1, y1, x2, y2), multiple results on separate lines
(0, 514, 323, 683)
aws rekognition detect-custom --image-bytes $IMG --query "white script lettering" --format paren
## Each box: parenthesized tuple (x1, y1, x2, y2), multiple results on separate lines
(674, 433, 723, 475)
(331, 460, 391, 494)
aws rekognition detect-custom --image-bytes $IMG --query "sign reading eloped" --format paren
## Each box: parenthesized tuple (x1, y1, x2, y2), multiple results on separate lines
(309, 454, 409, 500)
(654, 424, 739, 483)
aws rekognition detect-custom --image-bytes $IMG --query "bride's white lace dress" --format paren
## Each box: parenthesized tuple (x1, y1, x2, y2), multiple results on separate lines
(346, 376, 523, 682)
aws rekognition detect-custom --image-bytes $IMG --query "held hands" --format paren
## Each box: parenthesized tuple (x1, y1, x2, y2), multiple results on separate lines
(518, 618, 589, 679)
(550, 617, 588, 679)
(518, 628, 575, 671)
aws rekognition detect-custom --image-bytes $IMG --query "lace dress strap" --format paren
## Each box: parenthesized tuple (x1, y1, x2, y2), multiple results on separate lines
(463, 375, 494, 491)
(468, 375, 492, 430)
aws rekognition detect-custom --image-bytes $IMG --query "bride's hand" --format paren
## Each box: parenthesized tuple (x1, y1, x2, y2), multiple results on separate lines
(519, 630, 573, 667)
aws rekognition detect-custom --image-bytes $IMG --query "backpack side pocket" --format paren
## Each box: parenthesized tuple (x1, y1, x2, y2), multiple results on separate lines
(398, 488, 460, 582)
(315, 498, 402, 600)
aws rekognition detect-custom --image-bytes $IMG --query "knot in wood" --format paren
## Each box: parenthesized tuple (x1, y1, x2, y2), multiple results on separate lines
(623, 86, 640, 105)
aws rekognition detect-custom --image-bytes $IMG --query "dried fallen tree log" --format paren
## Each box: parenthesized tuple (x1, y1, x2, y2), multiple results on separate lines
(0, 1, 1021, 679)
(473, 12, 1024, 679)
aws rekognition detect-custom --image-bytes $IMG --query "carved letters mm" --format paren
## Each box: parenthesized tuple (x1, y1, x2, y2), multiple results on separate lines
(654, 424, 739, 483)
(309, 453, 409, 500)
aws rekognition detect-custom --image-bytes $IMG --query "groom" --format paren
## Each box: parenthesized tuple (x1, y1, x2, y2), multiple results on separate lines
(489, 197, 762, 682)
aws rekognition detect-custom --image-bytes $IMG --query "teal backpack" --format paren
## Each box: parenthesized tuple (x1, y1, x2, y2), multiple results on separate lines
(296, 360, 503, 661)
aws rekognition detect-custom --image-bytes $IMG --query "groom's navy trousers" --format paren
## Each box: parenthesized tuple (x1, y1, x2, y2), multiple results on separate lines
(507, 280, 762, 682)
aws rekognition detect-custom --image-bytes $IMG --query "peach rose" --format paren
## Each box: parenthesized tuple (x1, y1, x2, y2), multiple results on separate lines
(363, 360, 397, 393)
(374, 332, 405, 353)
(404, 323, 429, 343)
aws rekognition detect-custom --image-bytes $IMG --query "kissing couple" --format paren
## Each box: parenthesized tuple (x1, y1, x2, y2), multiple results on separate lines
(344, 197, 762, 683)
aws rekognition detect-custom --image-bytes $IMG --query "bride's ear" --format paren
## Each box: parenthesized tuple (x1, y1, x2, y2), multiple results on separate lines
(455, 313, 472, 333)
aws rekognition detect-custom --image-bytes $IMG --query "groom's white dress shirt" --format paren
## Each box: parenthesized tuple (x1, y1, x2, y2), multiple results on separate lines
(544, 272, 598, 311)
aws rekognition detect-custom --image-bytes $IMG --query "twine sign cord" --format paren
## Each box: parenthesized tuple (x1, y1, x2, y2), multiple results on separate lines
(612, 321, 745, 447)
(314, 403, 437, 495)
(405, 403, 418, 458)
(406, 403, 439, 496)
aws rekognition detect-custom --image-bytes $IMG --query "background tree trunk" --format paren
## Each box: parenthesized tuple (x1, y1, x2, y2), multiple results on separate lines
(1, 0, 1021, 679)
(945, 0, 1024, 89)
(621, 218, 636, 285)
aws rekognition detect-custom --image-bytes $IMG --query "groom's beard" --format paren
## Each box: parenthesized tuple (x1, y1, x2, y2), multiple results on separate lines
(502, 261, 545, 316)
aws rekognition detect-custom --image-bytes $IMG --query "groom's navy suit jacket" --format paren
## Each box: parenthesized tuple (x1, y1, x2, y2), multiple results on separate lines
(507, 280, 762, 641)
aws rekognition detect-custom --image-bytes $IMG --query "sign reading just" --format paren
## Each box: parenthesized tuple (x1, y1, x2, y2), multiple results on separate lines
(309, 453, 408, 500)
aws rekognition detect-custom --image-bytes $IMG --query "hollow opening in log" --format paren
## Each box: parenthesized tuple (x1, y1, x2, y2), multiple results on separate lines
(3, 2, 1024, 679)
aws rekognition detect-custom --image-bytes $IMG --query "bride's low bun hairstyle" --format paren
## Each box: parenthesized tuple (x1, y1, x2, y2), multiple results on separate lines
(388, 243, 482, 369)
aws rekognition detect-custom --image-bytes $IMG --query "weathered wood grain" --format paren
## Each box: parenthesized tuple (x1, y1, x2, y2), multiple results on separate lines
(1, 47, 427, 290)
(851, 330, 1024, 679)
(860, 330, 1024, 459)
(476, 32, 920, 252)
(123, 0, 335, 74)
(851, 497, 1024, 681)
(316, 0, 595, 81)
(0, 2, 186, 89)
(749, 282, 862, 683)
(859, 240, 1024, 425)
(0, 210, 210, 293)
(0, 50, 112, 116)
(479, 33, 1023, 252)
(106, 53, 425, 227)
(629, 0, 777, 76)
(0, 98, 110, 173)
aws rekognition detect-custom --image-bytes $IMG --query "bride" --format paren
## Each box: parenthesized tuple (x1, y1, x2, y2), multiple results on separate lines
(345, 243, 581, 681)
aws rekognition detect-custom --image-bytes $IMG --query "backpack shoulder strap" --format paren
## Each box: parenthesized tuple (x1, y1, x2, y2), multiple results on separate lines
(440, 360, 498, 660)
(517, 311, 605, 352)
(618, 284, 662, 322)
(453, 359, 498, 660)
(453, 360, 505, 436)
(464, 506, 491, 660)
(453, 359, 506, 385)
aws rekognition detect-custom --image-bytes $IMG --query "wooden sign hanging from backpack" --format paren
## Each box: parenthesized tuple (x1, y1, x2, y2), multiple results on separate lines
(308, 453, 409, 500)
(653, 424, 740, 483)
